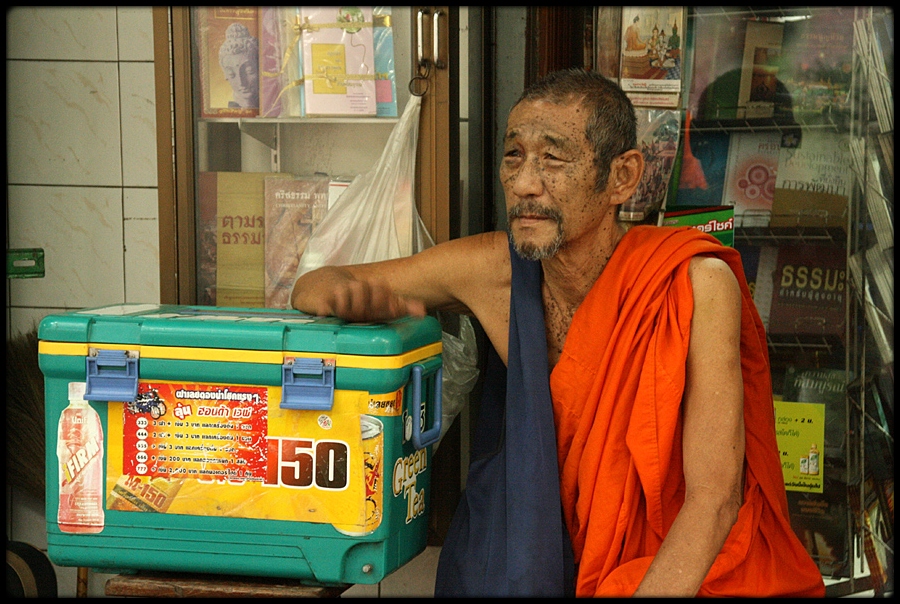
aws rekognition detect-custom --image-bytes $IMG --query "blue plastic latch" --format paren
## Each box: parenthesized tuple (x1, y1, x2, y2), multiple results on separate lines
(84, 349, 139, 402)
(281, 357, 335, 410)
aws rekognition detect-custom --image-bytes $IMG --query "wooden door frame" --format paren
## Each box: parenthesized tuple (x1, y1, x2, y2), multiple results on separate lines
(153, 6, 197, 305)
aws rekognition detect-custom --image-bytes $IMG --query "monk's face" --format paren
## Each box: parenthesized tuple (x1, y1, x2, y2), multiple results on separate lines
(501, 99, 610, 261)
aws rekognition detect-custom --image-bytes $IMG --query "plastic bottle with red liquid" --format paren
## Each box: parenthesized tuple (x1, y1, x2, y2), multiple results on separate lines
(57, 381, 105, 533)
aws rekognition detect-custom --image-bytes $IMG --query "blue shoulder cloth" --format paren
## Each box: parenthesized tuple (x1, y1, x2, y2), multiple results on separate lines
(434, 238, 574, 597)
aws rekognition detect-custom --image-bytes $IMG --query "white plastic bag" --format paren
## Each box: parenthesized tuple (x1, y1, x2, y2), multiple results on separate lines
(295, 93, 478, 449)
(295, 94, 430, 275)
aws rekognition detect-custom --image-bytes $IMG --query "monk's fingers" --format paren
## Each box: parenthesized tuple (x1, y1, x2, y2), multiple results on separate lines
(323, 278, 423, 322)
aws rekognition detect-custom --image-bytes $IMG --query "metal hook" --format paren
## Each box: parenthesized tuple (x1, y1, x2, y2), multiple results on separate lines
(409, 75, 429, 97)
(408, 60, 431, 97)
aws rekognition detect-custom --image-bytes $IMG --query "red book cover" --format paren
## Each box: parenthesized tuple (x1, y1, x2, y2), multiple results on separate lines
(196, 7, 260, 118)
(767, 244, 847, 337)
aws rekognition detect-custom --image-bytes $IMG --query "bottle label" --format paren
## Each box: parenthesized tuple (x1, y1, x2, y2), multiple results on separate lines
(58, 401, 105, 534)
(61, 438, 102, 486)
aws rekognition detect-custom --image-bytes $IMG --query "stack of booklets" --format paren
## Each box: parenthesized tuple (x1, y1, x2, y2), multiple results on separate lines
(197, 171, 352, 308)
(207, 6, 399, 119)
(299, 6, 377, 117)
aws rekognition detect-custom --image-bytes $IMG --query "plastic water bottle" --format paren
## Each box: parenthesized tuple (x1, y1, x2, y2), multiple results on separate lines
(57, 382, 105, 533)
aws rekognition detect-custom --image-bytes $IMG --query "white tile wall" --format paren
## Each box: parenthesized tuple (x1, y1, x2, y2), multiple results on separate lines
(6, 6, 158, 598)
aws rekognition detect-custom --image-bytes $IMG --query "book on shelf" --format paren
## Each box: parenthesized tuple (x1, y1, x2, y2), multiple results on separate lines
(778, 366, 853, 577)
(618, 7, 685, 96)
(212, 171, 291, 308)
(734, 243, 778, 328)
(373, 7, 398, 118)
(258, 7, 303, 118)
(722, 131, 781, 227)
(620, 108, 681, 221)
(195, 7, 261, 118)
(670, 117, 730, 208)
(767, 243, 847, 338)
(264, 175, 330, 309)
(770, 130, 852, 228)
(781, 367, 850, 478)
(736, 20, 783, 120)
(776, 8, 854, 126)
(661, 205, 733, 247)
(299, 6, 377, 117)
(687, 13, 747, 122)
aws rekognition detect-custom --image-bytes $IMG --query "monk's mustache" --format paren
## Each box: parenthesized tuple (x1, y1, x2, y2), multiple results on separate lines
(508, 203, 563, 223)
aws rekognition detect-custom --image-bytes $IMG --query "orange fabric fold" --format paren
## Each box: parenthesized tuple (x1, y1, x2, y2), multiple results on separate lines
(550, 225, 824, 597)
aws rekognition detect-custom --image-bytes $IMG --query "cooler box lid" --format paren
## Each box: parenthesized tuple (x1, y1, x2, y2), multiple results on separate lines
(37, 303, 441, 356)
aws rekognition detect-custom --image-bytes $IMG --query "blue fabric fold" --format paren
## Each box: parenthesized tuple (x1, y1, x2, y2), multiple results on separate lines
(434, 238, 573, 597)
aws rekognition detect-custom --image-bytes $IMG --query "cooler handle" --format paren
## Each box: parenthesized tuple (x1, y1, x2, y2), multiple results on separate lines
(281, 357, 335, 410)
(84, 348, 139, 402)
(410, 357, 442, 450)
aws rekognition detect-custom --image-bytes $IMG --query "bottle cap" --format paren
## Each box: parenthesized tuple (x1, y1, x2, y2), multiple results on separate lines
(68, 381, 87, 401)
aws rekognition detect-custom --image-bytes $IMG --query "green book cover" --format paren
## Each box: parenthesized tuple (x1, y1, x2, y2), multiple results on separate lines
(661, 205, 734, 246)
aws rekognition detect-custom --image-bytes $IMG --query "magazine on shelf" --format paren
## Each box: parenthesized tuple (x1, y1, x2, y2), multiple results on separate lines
(213, 171, 291, 308)
(258, 7, 303, 118)
(299, 6, 377, 117)
(618, 7, 685, 96)
(734, 243, 778, 328)
(671, 126, 730, 208)
(770, 130, 852, 228)
(778, 366, 852, 578)
(373, 7, 398, 118)
(686, 12, 747, 122)
(767, 243, 847, 338)
(620, 108, 681, 221)
(722, 131, 781, 227)
(264, 175, 330, 309)
(195, 7, 261, 118)
(736, 20, 783, 120)
(777, 9, 854, 125)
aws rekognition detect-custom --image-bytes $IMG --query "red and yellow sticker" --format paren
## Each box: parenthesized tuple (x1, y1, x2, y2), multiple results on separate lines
(105, 380, 398, 531)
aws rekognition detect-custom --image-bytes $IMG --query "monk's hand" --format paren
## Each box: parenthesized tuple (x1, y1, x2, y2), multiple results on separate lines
(313, 277, 426, 323)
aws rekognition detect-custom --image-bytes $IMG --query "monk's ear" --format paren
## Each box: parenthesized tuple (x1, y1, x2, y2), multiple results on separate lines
(607, 149, 644, 207)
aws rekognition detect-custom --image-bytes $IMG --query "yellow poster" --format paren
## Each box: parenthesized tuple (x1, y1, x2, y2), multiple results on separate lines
(773, 400, 826, 493)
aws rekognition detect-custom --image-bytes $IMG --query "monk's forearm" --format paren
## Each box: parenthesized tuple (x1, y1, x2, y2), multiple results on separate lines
(632, 493, 740, 597)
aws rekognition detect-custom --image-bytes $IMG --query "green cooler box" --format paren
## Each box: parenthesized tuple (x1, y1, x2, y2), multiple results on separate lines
(38, 303, 443, 586)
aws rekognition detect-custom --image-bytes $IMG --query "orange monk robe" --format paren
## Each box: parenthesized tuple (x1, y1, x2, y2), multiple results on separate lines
(550, 225, 825, 597)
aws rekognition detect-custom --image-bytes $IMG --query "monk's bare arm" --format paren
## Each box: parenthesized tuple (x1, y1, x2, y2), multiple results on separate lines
(291, 231, 511, 325)
(634, 256, 745, 597)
